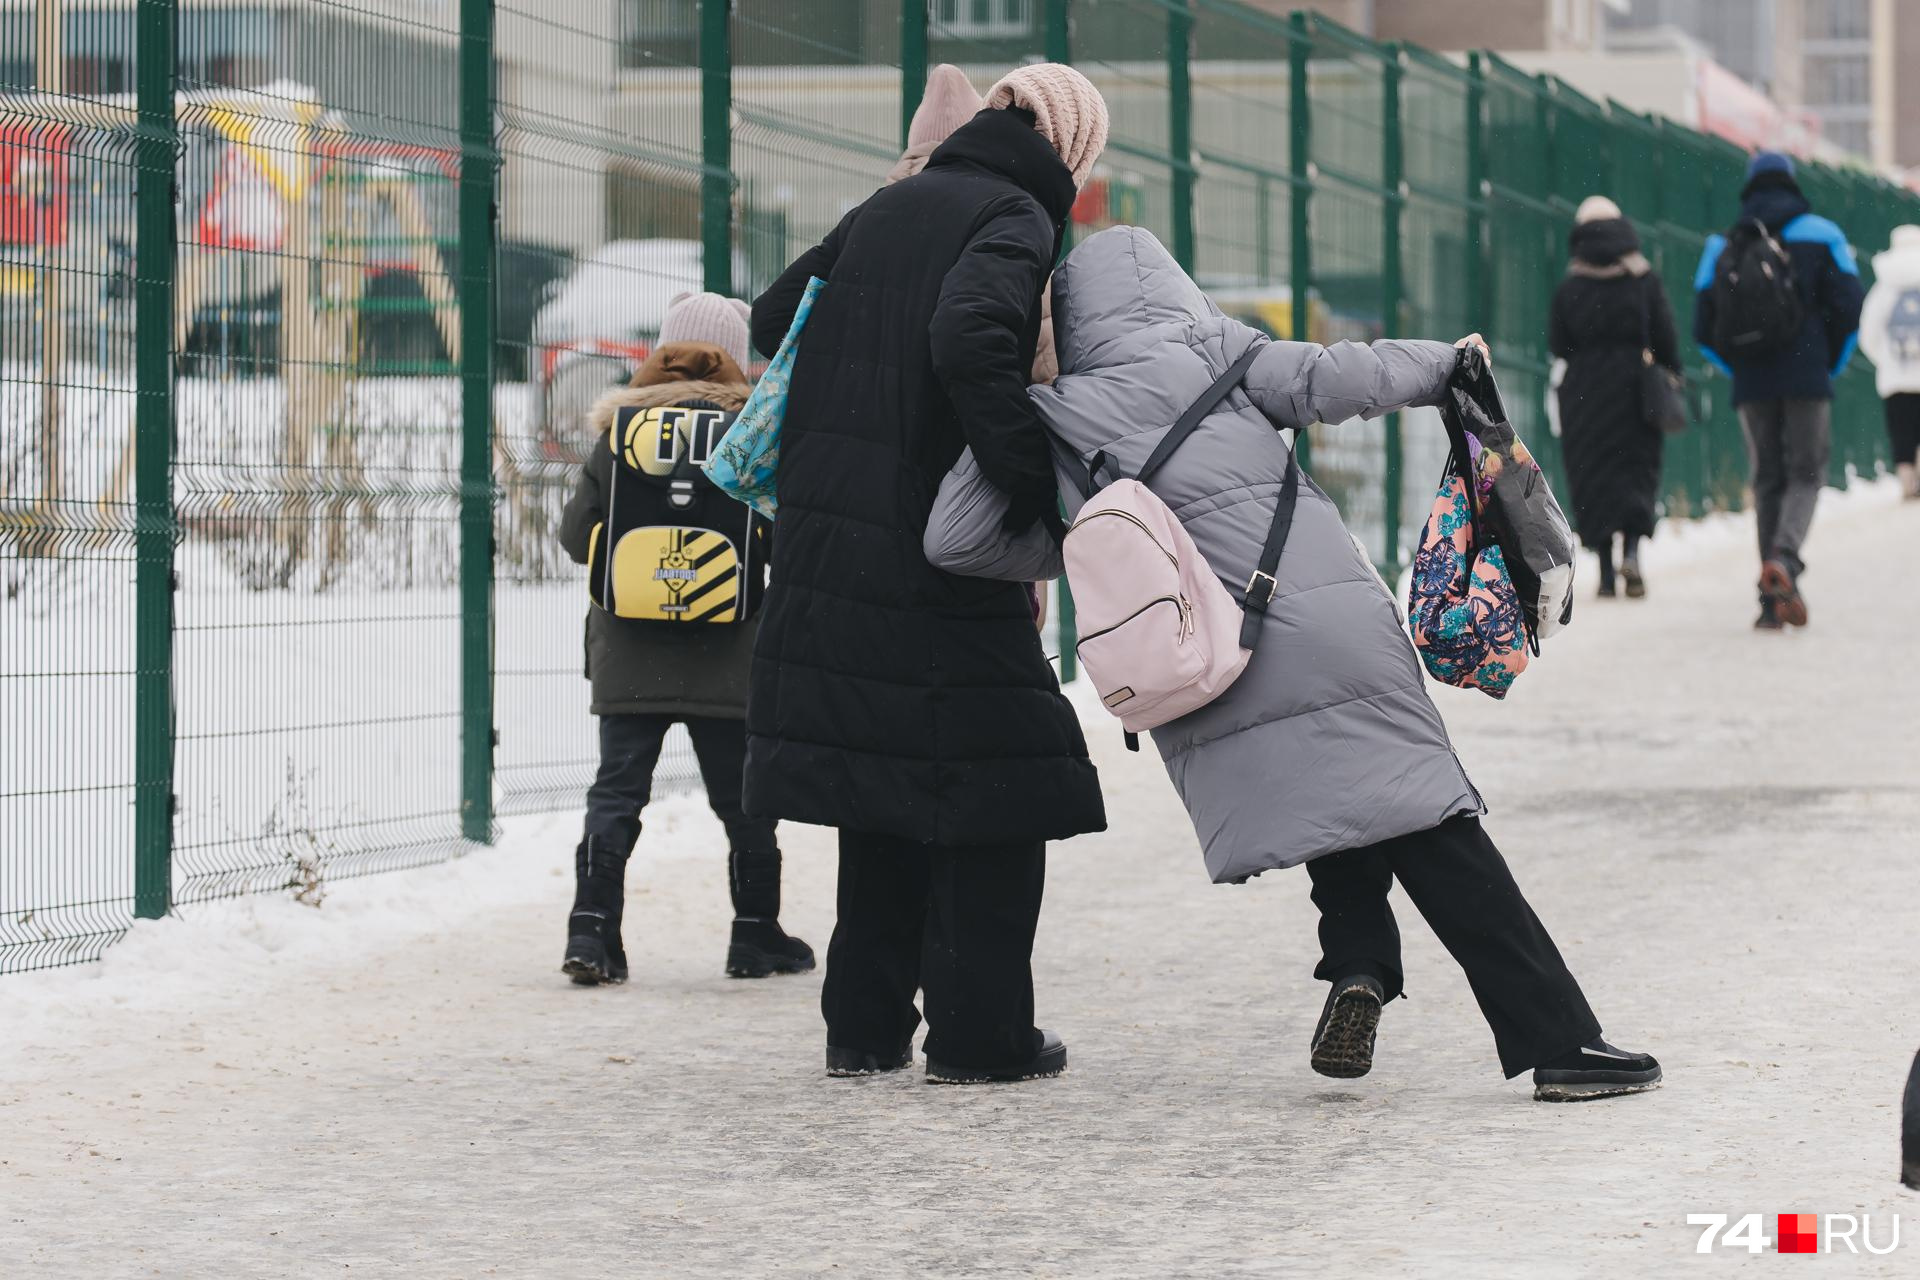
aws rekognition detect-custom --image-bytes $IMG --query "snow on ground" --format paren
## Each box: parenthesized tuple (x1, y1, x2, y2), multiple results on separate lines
(4, 484, 1920, 1277)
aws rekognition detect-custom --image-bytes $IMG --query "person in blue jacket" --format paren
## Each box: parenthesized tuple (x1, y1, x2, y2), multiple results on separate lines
(1694, 151, 1863, 630)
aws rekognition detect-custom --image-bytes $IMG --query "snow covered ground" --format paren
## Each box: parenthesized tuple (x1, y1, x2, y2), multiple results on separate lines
(5, 482, 1919, 1276)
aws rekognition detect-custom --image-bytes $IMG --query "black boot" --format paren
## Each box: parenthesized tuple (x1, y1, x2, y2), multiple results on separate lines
(562, 833, 630, 986)
(1902, 1048, 1919, 1190)
(1310, 972, 1386, 1079)
(1532, 1037, 1661, 1101)
(725, 845, 815, 978)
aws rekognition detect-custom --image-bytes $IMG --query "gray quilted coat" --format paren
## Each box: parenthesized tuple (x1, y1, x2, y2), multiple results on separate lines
(933, 226, 1483, 882)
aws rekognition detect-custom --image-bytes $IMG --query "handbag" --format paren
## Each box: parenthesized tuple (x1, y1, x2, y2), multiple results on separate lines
(1637, 278, 1689, 435)
(1408, 425, 1531, 699)
(702, 276, 825, 518)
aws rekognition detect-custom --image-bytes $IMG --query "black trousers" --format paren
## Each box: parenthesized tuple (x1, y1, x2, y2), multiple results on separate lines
(1306, 815, 1601, 1077)
(821, 831, 1045, 1069)
(584, 713, 781, 917)
(1886, 392, 1920, 468)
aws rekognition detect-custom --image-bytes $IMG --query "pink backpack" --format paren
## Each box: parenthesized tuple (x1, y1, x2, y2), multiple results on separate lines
(1065, 347, 1298, 737)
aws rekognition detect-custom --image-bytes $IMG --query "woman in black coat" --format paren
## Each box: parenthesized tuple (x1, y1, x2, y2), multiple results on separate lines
(1549, 196, 1681, 598)
(745, 69, 1109, 1083)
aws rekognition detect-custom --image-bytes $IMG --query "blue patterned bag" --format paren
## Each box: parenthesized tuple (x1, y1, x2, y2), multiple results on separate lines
(702, 276, 824, 519)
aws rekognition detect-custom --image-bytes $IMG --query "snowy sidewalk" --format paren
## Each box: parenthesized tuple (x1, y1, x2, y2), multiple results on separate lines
(6, 485, 1920, 1277)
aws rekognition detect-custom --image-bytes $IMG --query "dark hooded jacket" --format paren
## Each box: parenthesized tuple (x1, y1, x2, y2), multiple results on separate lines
(1549, 216, 1679, 547)
(558, 343, 766, 718)
(1693, 175, 1864, 405)
(742, 107, 1106, 846)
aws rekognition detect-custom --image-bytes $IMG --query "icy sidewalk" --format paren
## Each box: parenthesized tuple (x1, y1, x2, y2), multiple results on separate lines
(5, 485, 1920, 1277)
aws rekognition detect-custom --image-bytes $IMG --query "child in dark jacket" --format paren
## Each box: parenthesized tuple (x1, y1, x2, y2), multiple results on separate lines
(554, 293, 813, 985)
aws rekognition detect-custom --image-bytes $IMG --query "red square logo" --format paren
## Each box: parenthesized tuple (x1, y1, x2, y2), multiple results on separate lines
(1778, 1213, 1819, 1254)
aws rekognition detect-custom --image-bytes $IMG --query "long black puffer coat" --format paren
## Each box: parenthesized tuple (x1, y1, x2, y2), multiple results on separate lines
(1548, 216, 1680, 548)
(743, 107, 1106, 846)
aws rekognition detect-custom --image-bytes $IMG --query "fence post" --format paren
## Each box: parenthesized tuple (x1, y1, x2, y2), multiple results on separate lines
(701, 0, 733, 296)
(901, 0, 928, 148)
(458, 0, 497, 844)
(1465, 52, 1488, 346)
(1167, 1, 1195, 273)
(1045, 0, 1077, 684)
(133, 0, 179, 919)
(1380, 43, 1404, 574)
(1288, 11, 1312, 472)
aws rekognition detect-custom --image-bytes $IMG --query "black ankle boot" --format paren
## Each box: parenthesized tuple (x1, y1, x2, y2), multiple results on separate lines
(726, 918, 816, 978)
(724, 845, 815, 978)
(1902, 1049, 1919, 1190)
(562, 834, 630, 986)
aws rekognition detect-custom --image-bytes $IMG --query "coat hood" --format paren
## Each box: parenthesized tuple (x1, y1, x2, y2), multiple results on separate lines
(589, 377, 750, 437)
(1741, 179, 1811, 232)
(1872, 224, 1920, 280)
(925, 106, 1078, 227)
(1568, 216, 1640, 265)
(1049, 225, 1220, 374)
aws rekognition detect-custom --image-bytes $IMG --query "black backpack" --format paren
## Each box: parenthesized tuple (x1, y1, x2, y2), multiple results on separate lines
(1710, 218, 1804, 358)
(586, 398, 769, 624)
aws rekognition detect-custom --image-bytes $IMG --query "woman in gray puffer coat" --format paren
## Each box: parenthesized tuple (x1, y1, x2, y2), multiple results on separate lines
(930, 226, 1659, 1100)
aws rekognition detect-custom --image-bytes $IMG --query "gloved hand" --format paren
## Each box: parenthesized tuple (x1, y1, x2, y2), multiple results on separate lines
(1000, 486, 1065, 542)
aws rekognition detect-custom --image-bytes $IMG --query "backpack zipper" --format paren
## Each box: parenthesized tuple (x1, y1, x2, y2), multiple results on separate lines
(1075, 594, 1192, 648)
(1066, 509, 1179, 567)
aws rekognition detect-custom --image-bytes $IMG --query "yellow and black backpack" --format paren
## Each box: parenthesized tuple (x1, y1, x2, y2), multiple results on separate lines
(586, 398, 769, 624)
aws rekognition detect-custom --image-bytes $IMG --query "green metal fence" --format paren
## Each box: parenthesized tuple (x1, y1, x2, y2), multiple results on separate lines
(5, 0, 1917, 974)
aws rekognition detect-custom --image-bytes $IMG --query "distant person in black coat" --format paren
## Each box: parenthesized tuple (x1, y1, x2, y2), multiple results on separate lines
(1550, 196, 1681, 600)
(746, 65, 1111, 1084)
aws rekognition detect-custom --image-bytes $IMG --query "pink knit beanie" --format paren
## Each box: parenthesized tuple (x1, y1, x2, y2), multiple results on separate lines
(985, 63, 1110, 187)
(909, 64, 984, 151)
(657, 291, 753, 370)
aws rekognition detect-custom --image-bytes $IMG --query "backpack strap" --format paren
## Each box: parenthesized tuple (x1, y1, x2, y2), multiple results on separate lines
(1238, 449, 1300, 651)
(1134, 344, 1265, 487)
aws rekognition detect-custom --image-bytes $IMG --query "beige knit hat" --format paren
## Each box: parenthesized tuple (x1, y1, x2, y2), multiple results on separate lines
(658, 291, 753, 370)
(1575, 195, 1623, 225)
(985, 63, 1110, 187)
(887, 64, 985, 184)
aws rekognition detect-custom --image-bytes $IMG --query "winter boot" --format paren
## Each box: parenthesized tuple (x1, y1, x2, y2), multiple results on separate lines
(926, 1030, 1067, 1084)
(562, 834, 630, 986)
(1620, 558, 1646, 599)
(826, 1044, 914, 1078)
(1753, 596, 1784, 631)
(1532, 1038, 1662, 1101)
(1897, 461, 1918, 501)
(1310, 973, 1386, 1079)
(724, 845, 815, 978)
(1760, 559, 1808, 627)
(1902, 1048, 1919, 1190)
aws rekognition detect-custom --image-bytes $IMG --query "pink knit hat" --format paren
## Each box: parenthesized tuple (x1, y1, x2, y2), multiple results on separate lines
(657, 291, 753, 370)
(909, 64, 984, 151)
(985, 63, 1110, 187)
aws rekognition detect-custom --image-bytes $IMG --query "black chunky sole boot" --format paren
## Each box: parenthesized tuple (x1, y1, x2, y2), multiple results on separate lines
(1533, 1038, 1662, 1102)
(926, 1030, 1067, 1084)
(561, 835, 629, 986)
(1310, 975, 1386, 1080)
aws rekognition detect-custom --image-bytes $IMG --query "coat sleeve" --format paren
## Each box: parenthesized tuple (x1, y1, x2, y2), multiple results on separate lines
(1547, 282, 1575, 360)
(1646, 275, 1683, 373)
(929, 196, 1060, 512)
(1243, 328, 1458, 430)
(750, 202, 861, 359)
(921, 447, 1066, 582)
(1814, 232, 1865, 376)
(558, 446, 609, 566)
(1857, 280, 1891, 367)
(1692, 236, 1733, 377)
